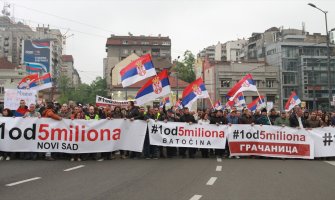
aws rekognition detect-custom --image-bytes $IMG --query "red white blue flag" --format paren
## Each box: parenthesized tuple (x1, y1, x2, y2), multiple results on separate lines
(214, 101, 222, 110)
(17, 73, 39, 89)
(135, 69, 171, 105)
(285, 91, 301, 111)
(225, 92, 246, 110)
(181, 78, 209, 108)
(160, 96, 171, 108)
(247, 96, 266, 112)
(175, 99, 183, 110)
(120, 54, 156, 87)
(17, 73, 53, 91)
(226, 74, 257, 101)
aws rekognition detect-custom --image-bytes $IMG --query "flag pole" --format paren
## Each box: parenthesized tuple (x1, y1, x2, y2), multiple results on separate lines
(256, 89, 272, 125)
(208, 96, 215, 110)
(241, 91, 247, 108)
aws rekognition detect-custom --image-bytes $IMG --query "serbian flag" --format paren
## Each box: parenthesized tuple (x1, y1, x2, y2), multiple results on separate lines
(160, 96, 171, 108)
(135, 69, 171, 105)
(17, 73, 39, 89)
(214, 101, 222, 110)
(226, 74, 257, 100)
(120, 54, 156, 87)
(226, 92, 246, 110)
(285, 91, 301, 111)
(175, 99, 183, 110)
(182, 77, 209, 108)
(248, 96, 266, 112)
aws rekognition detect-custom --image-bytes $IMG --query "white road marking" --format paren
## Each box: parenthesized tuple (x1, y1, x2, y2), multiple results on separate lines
(64, 165, 85, 172)
(190, 194, 202, 200)
(216, 166, 222, 171)
(206, 177, 217, 185)
(217, 157, 222, 162)
(97, 159, 104, 162)
(6, 177, 41, 187)
(325, 161, 335, 166)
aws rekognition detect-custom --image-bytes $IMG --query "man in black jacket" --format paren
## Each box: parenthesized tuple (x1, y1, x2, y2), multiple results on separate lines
(210, 110, 228, 158)
(289, 105, 306, 128)
(179, 107, 197, 158)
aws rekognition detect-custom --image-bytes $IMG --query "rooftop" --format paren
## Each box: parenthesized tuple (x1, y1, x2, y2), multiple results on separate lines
(106, 35, 171, 46)
(0, 57, 17, 69)
(62, 55, 74, 62)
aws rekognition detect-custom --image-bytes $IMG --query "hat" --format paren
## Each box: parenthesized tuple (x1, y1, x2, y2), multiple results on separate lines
(261, 108, 267, 113)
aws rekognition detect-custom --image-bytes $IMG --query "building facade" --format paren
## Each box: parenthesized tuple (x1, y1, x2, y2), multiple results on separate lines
(202, 60, 280, 110)
(105, 34, 172, 94)
(266, 29, 335, 110)
(61, 55, 81, 88)
(0, 57, 26, 107)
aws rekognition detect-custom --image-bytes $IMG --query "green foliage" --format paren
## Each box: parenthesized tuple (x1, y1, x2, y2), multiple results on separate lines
(173, 50, 196, 83)
(58, 76, 107, 104)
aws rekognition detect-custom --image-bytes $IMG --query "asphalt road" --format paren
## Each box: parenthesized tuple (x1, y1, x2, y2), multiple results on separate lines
(1, 157, 335, 200)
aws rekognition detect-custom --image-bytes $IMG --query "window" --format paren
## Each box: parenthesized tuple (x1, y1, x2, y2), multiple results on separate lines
(266, 95, 275, 103)
(123, 49, 129, 54)
(122, 40, 128, 44)
(255, 80, 262, 88)
(283, 73, 296, 84)
(0, 86, 4, 94)
(265, 79, 275, 88)
(220, 79, 231, 87)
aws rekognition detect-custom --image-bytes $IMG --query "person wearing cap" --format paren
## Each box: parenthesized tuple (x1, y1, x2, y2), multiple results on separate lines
(274, 111, 290, 126)
(179, 107, 197, 158)
(256, 108, 270, 125)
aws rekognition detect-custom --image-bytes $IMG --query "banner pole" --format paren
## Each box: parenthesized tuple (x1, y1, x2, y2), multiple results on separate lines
(256, 89, 272, 125)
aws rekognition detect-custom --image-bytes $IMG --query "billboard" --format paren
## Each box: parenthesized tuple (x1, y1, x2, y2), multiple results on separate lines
(22, 40, 52, 74)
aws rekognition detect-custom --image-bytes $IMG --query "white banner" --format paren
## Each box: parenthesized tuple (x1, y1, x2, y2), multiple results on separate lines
(309, 127, 335, 157)
(4, 89, 37, 110)
(96, 95, 131, 109)
(228, 125, 314, 159)
(148, 119, 227, 149)
(0, 117, 147, 153)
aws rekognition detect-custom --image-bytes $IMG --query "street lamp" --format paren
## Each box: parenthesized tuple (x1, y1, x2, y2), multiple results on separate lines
(308, 3, 332, 111)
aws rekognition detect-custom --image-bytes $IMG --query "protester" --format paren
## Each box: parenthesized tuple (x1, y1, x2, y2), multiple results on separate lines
(15, 99, 29, 117)
(179, 107, 197, 158)
(0, 108, 15, 161)
(269, 108, 279, 125)
(23, 104, 41, 160)
(42, 102, 62, 161)
(210, 110, 227, 158)
(256, 109, 270, 125)
(58, 103, 72, 119)
(306, 111, 322, 128)
(289, 106, 306, 128)
(274, 111, 290, 126)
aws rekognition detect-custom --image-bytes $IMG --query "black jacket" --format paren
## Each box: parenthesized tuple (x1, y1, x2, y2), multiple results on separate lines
(289, 114, 306, 128)
(210, 116, 227, 125)
(180, 114, 196, 123)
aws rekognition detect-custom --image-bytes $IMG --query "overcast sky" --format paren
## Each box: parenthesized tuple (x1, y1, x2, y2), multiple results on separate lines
(6, 0, 335, 83)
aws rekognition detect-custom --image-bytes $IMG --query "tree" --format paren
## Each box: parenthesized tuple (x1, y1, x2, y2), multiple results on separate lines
(57, 76, 107, 104)
(173, 50, 196, 83)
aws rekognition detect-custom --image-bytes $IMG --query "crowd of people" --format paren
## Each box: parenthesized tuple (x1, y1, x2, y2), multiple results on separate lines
(1, 99, 335, 161)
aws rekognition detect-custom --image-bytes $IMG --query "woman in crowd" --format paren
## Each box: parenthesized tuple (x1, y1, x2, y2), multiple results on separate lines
(0, 108, 15, 161)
